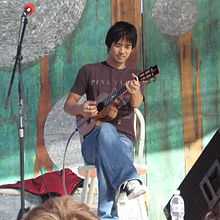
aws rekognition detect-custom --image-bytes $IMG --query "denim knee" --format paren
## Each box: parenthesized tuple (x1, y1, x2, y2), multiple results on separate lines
(98, 122, 118, 141)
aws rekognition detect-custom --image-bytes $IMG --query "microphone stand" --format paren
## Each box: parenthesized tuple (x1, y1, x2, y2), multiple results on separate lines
(5, 13, 30, 220)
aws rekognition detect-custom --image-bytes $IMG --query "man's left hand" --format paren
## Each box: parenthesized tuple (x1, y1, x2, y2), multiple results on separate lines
(126, 73, 141, 95)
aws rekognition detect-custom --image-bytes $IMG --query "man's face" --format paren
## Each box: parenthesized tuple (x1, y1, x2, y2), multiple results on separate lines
(108, 38, 133, 66)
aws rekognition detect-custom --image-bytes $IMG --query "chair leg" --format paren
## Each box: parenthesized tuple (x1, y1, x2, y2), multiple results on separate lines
(87, 177, 96, 205)
(136, 195, 148, 219)
(81, 175, 90, 203)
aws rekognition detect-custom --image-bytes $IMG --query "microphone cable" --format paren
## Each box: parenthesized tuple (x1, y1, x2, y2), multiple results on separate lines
(61, 117, 90, 195)
(61, 127, 79, 195)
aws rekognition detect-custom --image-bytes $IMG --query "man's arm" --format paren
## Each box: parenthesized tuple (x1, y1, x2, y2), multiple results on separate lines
(130, 89, 143, 108)
(126, 73, 143, 108)
(64, 92, 83, 116)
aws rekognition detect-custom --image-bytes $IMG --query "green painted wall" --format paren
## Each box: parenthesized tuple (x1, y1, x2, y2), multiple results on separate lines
(0, 64, 40, 183)
(193, 0, 220, 135)
(143, 1, 184, 218)
(143, 0, 220, 219)
(0, 0, 111, 183)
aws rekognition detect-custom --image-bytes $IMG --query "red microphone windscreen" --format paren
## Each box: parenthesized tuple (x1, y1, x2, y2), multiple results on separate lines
(23, 2, 36, 16)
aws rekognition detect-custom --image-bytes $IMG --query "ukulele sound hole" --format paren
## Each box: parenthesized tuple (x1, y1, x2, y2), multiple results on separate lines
(97, 102, 105, 112)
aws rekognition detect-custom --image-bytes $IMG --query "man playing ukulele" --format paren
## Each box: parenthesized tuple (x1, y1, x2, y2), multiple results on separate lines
(64, 21, 146, 220)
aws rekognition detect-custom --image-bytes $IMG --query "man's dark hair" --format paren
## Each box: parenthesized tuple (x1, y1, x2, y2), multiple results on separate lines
(105, 21, 137, 50)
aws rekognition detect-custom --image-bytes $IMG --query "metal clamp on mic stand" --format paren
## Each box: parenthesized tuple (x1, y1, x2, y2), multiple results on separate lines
(5, 12, 30, 220)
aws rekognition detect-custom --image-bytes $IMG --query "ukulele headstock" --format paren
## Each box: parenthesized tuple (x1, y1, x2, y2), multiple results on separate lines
(138, 65, 160, 83)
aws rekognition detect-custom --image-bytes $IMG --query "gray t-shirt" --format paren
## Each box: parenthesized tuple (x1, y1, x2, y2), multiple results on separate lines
(71, 61, 142, 141)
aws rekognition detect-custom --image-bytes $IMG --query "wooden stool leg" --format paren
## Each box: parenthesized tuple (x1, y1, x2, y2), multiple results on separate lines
(87, 177, 96, 205)
(81, 172, 90, 203)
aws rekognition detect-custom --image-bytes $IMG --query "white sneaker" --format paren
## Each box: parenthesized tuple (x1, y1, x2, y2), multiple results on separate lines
(118, 191, 128, 204)
(124, 180, 146, 200)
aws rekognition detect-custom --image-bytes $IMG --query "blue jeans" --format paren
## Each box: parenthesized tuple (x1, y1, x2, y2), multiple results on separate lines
(81, 122, 139, 220)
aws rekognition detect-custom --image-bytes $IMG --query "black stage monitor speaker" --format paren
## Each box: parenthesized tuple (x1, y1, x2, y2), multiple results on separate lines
(164, 129, 220, 220)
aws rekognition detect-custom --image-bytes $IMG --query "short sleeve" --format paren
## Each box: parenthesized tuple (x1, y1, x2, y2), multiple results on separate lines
(70, 65, 88, 95)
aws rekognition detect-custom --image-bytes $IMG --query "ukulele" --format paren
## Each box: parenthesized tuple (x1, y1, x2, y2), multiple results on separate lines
(77, 65, 160, 136)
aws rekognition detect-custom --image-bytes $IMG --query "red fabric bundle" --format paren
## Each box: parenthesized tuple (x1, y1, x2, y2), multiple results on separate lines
(0, 168, 83, 196)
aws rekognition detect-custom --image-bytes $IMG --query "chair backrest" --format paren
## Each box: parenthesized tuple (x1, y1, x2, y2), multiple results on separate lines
(134, 108, 146, 163)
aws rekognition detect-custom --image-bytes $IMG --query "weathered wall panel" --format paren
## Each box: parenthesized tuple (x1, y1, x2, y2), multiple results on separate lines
(0, 0, 111, 182)
(112, 0, 142, 68)
(144, 0, 220, 219)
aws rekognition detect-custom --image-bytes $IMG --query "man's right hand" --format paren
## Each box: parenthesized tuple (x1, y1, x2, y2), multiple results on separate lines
(81, 101, 98, 118)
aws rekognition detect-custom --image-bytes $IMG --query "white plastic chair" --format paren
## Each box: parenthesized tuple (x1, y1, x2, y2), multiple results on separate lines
(78, 108, 147, 208)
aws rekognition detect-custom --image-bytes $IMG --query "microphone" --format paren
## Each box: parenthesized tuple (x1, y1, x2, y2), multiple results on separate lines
(23, 2, 36, 16)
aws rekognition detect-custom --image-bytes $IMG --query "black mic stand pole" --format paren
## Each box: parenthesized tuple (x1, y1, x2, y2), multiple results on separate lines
(5, 12, 30, 220)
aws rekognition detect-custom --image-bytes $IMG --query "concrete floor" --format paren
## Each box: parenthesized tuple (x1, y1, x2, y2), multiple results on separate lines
(0, 188, 148, 220)
(0, 190, 41, 220)
(0, 189, 82, 220)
